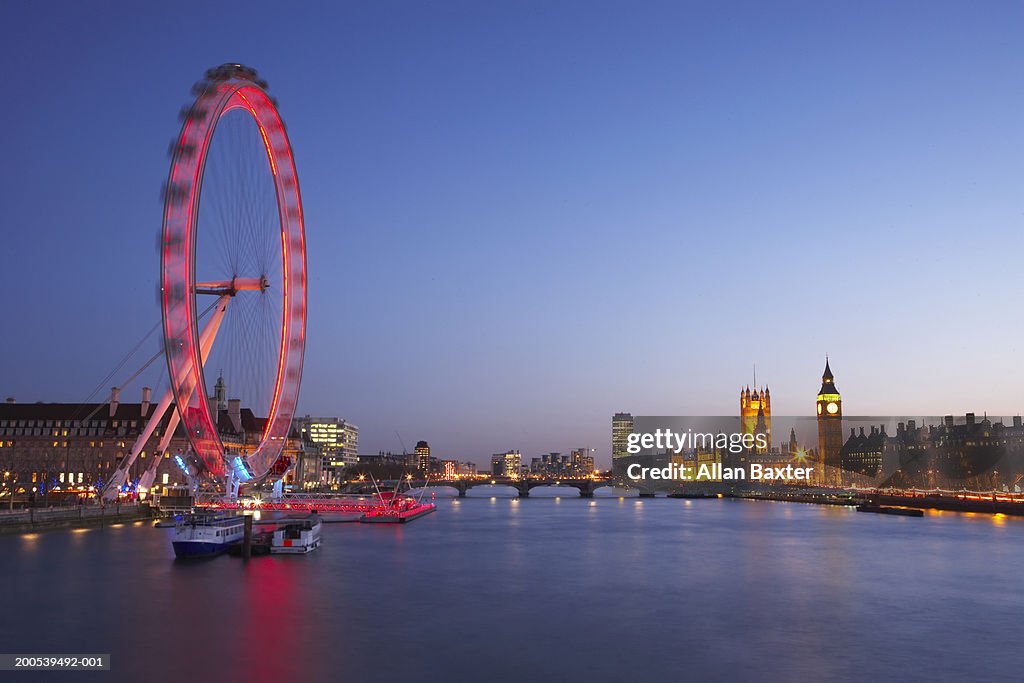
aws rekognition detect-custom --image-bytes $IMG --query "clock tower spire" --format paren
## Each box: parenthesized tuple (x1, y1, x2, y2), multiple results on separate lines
(815, 357, 843, 486)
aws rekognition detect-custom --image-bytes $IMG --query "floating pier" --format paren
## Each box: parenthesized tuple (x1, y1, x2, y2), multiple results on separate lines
(196, 493, 438, 525)
(359, 503, 437, 524)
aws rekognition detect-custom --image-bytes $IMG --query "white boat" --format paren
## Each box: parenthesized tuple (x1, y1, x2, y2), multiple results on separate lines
(271, 517, 322, 554)
(171, 515, 245, 558)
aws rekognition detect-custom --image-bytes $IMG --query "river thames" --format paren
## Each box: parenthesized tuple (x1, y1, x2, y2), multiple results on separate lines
(1, 498, 1021, 682)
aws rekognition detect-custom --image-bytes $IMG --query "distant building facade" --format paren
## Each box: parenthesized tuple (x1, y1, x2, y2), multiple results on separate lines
(415, 441, 431, 472)
(0, 394, 306, 494)
(572, 448, 596, 475)
(296, 416, 359, 483)
(529, 449, 595, 477)
(0, 395, 186, 495)
(491, 450, 522, 479)
(833, 410, 1024, 490)
(612, 413, 634, 460)
(357, 451, 409, 467)
(841, 426, 886, 480)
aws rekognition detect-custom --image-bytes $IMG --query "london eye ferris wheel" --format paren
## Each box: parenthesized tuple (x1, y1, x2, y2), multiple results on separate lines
(159, 63, 307, 484)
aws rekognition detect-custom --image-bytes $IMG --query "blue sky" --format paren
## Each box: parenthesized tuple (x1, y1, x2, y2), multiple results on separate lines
(1, 1, 1022, 467)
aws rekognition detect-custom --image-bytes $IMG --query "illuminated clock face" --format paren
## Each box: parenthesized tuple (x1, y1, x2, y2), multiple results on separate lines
(817, 403, 823, 415)
(826, 402, 839, 415)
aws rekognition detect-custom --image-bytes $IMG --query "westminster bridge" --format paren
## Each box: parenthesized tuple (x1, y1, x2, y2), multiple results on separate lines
(351, 477, 627, 498)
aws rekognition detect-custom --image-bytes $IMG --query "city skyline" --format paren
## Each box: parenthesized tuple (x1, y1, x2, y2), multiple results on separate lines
(3, 2, 1024, 465)
(7, 360, 1022, 472)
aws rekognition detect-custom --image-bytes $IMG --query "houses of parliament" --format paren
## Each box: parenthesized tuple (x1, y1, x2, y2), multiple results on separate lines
(741, 358, 1022, 490)
(614, 357, 1024, 490)
(739, 384, 771, 452)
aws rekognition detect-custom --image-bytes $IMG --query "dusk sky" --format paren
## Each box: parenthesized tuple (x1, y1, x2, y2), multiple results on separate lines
(2, 1, 1022, 467)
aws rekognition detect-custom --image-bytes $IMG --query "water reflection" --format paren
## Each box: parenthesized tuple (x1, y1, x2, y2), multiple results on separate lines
(1, 500, 1022, 683)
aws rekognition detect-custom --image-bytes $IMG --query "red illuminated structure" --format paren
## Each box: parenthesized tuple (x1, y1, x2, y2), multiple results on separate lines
(161, 64, 307, 483)
(195, 492, 437, 523)
(101, 64, 307, 501)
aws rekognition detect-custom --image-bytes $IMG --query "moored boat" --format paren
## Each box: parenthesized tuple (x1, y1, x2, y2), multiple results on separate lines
(271, 517, 322, 554)
(171, 514, 245, 558)
(856, 503, 924, 517)
(154, 515, 182, 528)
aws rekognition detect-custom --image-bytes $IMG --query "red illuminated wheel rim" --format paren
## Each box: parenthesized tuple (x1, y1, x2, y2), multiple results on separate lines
(161, 64, 306, 480)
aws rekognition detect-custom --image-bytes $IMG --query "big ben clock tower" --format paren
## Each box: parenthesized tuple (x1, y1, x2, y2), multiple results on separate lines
(815, 358, 843, 486)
